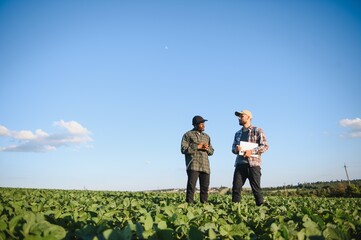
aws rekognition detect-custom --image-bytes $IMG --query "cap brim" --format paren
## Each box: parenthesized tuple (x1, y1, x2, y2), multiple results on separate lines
(235, 111, 241, 116)
(193, 119, 208, 126)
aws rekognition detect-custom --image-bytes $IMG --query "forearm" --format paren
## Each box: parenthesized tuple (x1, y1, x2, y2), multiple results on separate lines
(232, 141, 239, 154)
(181, 142, 198, 155)
(207, 145, 214, 156)
(232, 132, 241, 154)
(251, 144, 268, 155)
(251, 133, 269, 155)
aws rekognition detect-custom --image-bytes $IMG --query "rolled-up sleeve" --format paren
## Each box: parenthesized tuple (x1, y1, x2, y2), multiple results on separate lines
(181, 134, 197, 155)
(251, 129, 269, 155)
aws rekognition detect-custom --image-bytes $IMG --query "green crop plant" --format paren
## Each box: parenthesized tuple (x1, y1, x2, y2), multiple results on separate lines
(0, 188, 360, 239)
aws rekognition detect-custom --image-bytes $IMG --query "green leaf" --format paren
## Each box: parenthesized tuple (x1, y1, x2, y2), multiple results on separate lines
(323, 223, 348, 240)
(203, 222, 216, 231)
(186, 211, 195, 220)
(22, 212, 36, 236)
(143, 229, 155, 239)
(44, 225, 67, 239)
(9, 215, 22, 233)
(103, 229, 130, 240)
(54, 210, 62, 219)
(0, 232, 6, 240)
(219, 224, 232, 236)
(24, 236, 57, 240)
(303, 215, 322, 236)
(270, 223, 279, 233)
(123, 198, 130, 208)
(297, 230, 305, 240)
(204, 204, 214, 212)
(173, 213, 188, 226)
(280, 224, 289, 239)
(163, 206, 174, 217)
(157, 221, 167, 230)
(131, 199, 139, 207)
(0, 219, 7, 231)
(208, 228, 217, 240)
(144, 214, 153, 231)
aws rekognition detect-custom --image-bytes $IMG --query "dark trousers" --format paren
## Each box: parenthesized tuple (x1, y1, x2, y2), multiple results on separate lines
(232, 164, 264, 206)
(186, 170, 210, 203)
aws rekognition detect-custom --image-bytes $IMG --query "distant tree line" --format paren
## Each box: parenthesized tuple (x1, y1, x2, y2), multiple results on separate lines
(262, 179, 361, 198)
(149, 180, 361, 198)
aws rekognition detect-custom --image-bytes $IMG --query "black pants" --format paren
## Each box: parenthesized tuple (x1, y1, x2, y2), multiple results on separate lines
(186, 170, 210, 203)
(232, 164, 264, 206)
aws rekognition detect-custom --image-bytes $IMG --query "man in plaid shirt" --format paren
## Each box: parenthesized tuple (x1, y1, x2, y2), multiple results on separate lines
(232, 109, 269, 206)
(181, 115, 214, 203)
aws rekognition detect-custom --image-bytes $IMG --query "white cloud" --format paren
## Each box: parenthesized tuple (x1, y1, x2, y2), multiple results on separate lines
(0, 121, 92, 152)
(54, 120, 90, 135)
(340, 118, 361, 130)
(0, 125, 50, 140)
(35, 129, 49, 138)
(12, 130, 37, 140)
(0, 125, 10, 136)
(339, 118, 361, 138)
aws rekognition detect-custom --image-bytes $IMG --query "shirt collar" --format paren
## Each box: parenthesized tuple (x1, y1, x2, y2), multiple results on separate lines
(241, 125, 253, 131)
(192, 128, 203, 135)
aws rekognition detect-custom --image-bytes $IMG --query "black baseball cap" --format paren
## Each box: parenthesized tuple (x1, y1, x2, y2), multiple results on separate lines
(192, 115, 208, 126)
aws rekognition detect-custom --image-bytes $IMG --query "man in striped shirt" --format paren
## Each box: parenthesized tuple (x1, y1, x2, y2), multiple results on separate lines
(231, 109, 269, 206)
(181, 115, 214, 203)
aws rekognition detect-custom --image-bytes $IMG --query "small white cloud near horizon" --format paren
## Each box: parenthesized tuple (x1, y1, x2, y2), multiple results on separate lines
(0, 120, 93, 152)
(339, 118, 361, 138)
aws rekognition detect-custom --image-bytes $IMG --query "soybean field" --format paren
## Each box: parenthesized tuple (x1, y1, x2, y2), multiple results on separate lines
(0, 188, 360, 239)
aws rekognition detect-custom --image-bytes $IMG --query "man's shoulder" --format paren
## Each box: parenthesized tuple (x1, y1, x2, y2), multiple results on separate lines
(183, 129, 196, 136)
(235, 129, 243, 135)
(253, 125, 264, 130)
(251, 126, 266, 135)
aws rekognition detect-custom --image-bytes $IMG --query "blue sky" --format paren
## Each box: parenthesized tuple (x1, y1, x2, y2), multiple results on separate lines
(1, 0, 361, 191)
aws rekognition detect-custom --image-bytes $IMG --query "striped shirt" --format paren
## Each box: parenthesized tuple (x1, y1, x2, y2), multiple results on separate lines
(232, 125, 269, 167)
(181, 129, 214, 174)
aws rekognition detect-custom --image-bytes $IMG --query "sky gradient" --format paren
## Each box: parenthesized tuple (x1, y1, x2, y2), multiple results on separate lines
(1, 0, 361, 191)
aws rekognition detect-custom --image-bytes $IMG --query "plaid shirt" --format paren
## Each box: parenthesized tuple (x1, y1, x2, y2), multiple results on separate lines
(181, 129, 214, 174)
(232, 125, 269, 167)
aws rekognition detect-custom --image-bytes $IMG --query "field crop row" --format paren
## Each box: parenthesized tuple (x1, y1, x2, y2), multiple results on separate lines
(0, 188, 360, 239)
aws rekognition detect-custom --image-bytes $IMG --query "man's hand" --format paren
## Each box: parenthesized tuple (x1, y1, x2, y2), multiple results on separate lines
(244, 150, 252, 158)
(198, 143, 209, 151)
(236, 145, 251, 157)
